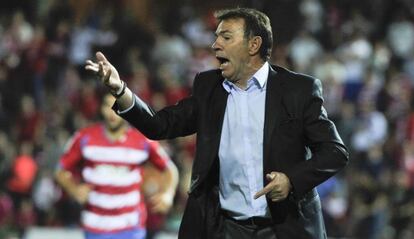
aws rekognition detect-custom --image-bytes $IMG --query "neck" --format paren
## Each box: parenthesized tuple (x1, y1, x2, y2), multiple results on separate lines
(105, 125, 127, 141)
(234, 60, 265, 90)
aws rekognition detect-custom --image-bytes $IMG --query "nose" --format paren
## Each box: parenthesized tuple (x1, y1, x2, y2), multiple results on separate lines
(211, 39, 221, 51)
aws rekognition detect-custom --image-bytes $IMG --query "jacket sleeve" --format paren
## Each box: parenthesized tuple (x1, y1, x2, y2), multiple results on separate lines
(285, 78, 349, 200)
(113, 76, 200, 140)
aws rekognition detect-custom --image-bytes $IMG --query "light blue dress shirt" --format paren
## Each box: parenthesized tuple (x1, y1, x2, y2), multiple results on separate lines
(219, 62, 270, 219)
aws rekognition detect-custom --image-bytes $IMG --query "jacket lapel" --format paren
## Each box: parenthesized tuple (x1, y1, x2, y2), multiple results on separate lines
(205, 77, 228, 175)
(189, 74, 227, 194)
(208, 81, 228, 137)
(263, 65, 284, 172)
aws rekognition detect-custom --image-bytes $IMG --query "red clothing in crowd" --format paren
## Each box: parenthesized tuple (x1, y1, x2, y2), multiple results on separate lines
(7, 154, 38, 194)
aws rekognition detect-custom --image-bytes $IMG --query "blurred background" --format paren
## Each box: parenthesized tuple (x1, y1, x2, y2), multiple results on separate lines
(0, 0, 413, 238)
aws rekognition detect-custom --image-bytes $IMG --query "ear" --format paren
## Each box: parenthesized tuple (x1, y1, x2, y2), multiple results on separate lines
(248, 36, 262, 56)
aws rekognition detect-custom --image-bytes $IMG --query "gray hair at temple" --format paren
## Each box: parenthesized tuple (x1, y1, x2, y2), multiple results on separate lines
(214, 8, 273, 61)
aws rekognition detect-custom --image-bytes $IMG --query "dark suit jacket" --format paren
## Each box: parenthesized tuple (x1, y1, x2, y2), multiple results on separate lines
(116, 65, 349, 239)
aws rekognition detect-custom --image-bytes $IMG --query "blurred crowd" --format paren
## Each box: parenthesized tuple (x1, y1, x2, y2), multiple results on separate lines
(0, 0, 413, 238)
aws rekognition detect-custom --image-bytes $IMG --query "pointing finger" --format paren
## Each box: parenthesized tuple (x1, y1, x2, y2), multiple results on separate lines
(254, 183, 274, 199)
(96, 51, 108, 62)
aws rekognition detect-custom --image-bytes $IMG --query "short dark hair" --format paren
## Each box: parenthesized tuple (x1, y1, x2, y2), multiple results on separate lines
(214, 8, 273, 61)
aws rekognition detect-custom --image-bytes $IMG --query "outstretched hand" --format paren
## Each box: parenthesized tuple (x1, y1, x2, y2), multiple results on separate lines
(254, 172, 292, 202)
(85, 52, 122, 93)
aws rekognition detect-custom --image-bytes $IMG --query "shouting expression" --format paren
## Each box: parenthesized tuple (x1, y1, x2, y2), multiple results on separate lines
(212, 18, 258, 85)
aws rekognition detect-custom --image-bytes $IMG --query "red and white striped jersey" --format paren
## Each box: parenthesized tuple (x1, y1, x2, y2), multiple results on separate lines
(59, 123, 170, 233)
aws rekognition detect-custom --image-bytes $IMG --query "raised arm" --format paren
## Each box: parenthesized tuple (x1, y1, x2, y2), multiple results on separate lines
(86, 51, 198, 140)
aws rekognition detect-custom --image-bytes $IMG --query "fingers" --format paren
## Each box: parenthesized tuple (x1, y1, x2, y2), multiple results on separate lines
(96, 51, 108, 62)
(85, 51, 109, 72)
(85, 60, 99, 72)
(255, 172, 289, 202)
(255, 172, 279, 199)
(86, 60, 97, 67)
(85, 65, 98, 73)
(255, 186, 283, 202)
(85, 59, 111, 80)
(85, 52, 112, 78)
(268, 190, 283, 202)
(254, 182, 274, 199)
(94, 61, 111, 83)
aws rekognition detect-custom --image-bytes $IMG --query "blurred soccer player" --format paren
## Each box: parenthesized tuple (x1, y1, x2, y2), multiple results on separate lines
(55, 94, 178, 239)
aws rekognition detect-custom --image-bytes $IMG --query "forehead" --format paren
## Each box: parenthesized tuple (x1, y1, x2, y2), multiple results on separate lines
(215, 18, 245, 35)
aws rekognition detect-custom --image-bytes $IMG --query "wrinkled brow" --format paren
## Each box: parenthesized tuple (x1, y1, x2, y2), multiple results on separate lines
(214, 28, 243, 36)
(214, 30, 231, 37)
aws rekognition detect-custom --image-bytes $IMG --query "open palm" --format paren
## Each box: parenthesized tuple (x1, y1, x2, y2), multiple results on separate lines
(85, 51, 122, 92)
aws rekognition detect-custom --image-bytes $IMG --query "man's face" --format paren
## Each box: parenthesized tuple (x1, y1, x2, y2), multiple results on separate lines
(101, 94, 125, 132)
(212, 18, 251, 82)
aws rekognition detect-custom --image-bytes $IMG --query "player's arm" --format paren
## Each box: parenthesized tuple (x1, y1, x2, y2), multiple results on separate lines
(55, 169, 91, 205)
(149, 160, 179, 214)
(54, 132, 91, 205)
(147, 141, 179, 214)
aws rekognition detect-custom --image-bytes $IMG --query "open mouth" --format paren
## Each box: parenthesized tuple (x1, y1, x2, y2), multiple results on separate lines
(216, 56, 230, 68)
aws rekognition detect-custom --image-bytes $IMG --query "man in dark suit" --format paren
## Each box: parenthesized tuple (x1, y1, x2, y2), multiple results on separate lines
(86, 7, 348, 239)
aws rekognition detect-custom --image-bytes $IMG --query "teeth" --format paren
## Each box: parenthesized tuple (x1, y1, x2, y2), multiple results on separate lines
(220, 61, 229, 69)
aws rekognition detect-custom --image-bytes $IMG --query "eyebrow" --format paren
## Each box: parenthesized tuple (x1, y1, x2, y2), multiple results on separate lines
(214, 30, 232, 37)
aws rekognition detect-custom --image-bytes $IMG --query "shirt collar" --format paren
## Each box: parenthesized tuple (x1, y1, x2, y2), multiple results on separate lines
(223, 62, 269, 92)
(253, 61, 269, 89)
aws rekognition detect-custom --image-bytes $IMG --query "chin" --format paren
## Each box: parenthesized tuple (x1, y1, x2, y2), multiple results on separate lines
(107, 122, 124, 132)
(220, 70, 231, 79)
